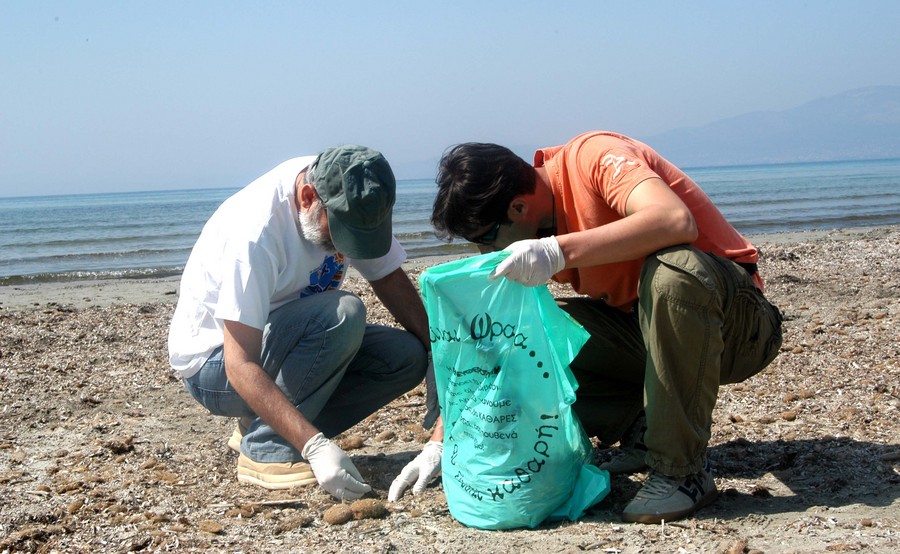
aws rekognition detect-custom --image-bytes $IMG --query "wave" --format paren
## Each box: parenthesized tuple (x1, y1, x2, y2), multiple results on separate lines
(732, 212, 900, 234)
(5, 233, 201, 250)
(1, 247, 192, 267)
(0, 266, 185, 286)
(714, 191, 900, 209)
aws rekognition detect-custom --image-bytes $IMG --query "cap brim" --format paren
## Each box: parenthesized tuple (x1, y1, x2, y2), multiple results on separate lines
(327, 213, 393, 259)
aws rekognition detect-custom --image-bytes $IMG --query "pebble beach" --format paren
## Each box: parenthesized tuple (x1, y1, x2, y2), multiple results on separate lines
(0, 226, 897, 553)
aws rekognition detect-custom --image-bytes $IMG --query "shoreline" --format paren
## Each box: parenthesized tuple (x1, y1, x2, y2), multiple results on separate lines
(0, 224, 895, 311)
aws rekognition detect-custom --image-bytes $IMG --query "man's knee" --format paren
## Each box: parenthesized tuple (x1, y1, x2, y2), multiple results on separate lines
(639, 246, 719, 308)
(334, 292, 367, 340)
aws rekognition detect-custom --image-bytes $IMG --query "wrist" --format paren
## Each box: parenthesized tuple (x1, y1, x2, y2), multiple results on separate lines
(301, 431, 326, 459)
(545, 235, 566, 273)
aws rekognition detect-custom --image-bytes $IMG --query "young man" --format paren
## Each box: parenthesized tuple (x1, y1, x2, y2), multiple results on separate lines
(430, 131, 783, 523)
(168, 145, 440, 501)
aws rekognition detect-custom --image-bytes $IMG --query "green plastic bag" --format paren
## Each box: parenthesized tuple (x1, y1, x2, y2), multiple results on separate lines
(420, 252, 610, 530)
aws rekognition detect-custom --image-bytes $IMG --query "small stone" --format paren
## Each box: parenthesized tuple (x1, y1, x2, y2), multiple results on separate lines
(67, 498, 85, 514)
(791, 346, 804, 354)
(323, 504, 353, 525)
(225, 505, 255, 519)
(724, 538, 748, 554)
(274, 514, 314, 534)
(198, 520, 224, 534)
(780, 410, 799, 421)
(104, 435, 134, 454)
(375, 430, 396, 442)
(350, 498, 387, 520)
(148, 513, 170, 523)
(125, 536, 152, 551)
(154, 470, 180, 484)
(341, 435, 365, 450)
(56, 482, 82, 494)
(860, 518, 874, 527)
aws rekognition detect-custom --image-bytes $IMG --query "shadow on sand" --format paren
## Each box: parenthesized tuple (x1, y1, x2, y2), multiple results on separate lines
(590, 437, 899, 522)
(357, 437, 899, 525)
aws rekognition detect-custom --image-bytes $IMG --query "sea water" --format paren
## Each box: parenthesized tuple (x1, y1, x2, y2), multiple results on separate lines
(1, 159, 898, 285)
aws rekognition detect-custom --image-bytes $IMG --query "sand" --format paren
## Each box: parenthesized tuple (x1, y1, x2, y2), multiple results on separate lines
(0, 226, 897, 553)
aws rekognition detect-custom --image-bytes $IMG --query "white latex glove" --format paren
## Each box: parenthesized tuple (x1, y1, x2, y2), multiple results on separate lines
(301, 432, 372, 500)
(489, 236, 565, 287)
(387, 441, 443, 501)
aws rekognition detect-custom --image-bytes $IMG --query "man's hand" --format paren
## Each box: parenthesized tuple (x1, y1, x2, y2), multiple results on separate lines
(489, 236, 565, 287)
(301, 432, 371, 500)
(387, 441, 443, 501)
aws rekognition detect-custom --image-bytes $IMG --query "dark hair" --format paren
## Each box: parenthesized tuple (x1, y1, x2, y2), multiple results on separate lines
(431, 143, 536, 240)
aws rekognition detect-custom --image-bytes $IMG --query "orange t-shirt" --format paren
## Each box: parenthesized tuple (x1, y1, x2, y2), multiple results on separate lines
(536, 131, 761, 310)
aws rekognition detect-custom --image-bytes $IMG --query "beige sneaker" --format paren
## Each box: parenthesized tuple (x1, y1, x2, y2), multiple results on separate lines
(237, 453, 317, 490)
(227, 417, 252, 453)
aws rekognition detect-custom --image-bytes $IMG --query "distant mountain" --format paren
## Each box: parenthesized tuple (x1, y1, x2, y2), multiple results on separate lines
(643, 86, 900, 167)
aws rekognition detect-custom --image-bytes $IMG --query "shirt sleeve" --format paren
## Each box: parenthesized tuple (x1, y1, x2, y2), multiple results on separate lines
(578, 140, 661, 215)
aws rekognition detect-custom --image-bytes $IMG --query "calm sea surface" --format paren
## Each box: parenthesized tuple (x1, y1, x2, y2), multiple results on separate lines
(1, 158, 898, 285)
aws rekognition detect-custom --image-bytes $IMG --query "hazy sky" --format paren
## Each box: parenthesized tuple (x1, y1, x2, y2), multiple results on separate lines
(2, 1, 899, 196)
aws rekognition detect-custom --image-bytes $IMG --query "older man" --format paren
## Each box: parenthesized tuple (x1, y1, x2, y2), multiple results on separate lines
(169, 145, 439, 500)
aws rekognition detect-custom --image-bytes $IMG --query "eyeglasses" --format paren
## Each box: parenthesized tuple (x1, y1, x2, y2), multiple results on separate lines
(468, 221, 503, 245)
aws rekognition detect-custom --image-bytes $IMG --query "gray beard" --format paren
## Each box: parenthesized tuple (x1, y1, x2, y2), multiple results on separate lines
(298, 201, 336, 253)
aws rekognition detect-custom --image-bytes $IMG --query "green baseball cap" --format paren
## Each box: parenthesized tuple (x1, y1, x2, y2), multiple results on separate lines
(310, 145, 397, 259)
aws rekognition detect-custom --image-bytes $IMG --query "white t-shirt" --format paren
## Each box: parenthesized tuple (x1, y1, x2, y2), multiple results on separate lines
(168, 156, 406, 378)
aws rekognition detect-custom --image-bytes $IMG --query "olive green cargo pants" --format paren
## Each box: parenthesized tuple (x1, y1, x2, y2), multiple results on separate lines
(558, 245, 783, 477)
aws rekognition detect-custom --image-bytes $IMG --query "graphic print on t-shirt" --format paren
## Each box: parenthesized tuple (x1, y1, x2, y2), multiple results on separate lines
(301, 253, 346, 298)
(600, 152, 638, 179)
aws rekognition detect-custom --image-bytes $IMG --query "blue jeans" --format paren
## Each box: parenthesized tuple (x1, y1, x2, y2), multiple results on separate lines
(183, 290, 427, 463)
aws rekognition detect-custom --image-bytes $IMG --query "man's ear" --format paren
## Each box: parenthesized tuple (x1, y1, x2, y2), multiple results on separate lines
(298, 182, 319, 210)
(506, 196, 529, 223)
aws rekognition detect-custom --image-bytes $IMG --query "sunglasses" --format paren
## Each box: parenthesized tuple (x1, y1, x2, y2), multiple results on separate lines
(469, 221, 503, 245)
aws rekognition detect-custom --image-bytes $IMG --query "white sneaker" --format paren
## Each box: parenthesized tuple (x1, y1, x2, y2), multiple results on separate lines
(622, 461, 718, 524)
